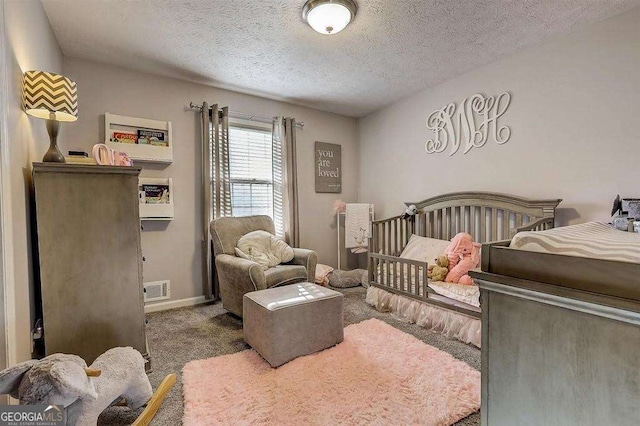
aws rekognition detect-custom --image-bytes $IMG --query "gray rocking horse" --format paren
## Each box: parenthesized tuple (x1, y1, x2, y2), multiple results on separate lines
(0, 346, 175, 426)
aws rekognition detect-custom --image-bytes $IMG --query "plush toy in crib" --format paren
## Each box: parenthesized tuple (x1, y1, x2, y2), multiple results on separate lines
(401, 204, 418, 220)
(0, 346, 175, 425)
(427, 256, 449, 281)
(444, 232, 481, 286)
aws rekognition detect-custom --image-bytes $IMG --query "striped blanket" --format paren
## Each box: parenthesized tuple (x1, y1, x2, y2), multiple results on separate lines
(510, 222, 640, 264)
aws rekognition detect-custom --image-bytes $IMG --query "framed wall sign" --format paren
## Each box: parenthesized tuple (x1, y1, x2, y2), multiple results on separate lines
(315, 141, 342, 193)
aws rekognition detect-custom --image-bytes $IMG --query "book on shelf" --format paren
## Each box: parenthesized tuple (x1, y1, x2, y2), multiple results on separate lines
(64, 156, 97, 165)
(139, 184, 170, 204)
(111, 132, 138, 144)
(137, 129, 167, 147)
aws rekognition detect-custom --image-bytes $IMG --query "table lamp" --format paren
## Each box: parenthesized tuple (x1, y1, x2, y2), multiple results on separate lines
(23, 70, 78, 163)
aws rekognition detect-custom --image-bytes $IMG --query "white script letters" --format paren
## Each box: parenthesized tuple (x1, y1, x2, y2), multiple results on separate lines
(425, 92, 511, 156)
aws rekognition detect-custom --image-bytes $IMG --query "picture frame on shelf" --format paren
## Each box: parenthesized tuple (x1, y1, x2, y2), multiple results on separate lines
(105, 113, 173, 163)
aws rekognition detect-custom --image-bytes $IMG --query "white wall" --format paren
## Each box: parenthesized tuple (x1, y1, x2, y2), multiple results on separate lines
(359, 7, 640, 225)
(61, 58, 359, 303)
(3, 0, 63, 362)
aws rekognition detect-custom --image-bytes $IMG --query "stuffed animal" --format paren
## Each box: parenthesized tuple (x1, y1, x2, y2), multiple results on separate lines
(444, 232, 481, 286)
(427, 256, 449, 281)
(329, 268, 368, 288)
(333, 199, 347, 216)
(401, 204, 418, 220)
(0, 347, 154, 425)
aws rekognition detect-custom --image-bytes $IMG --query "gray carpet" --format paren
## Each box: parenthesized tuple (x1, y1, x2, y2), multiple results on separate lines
(99, 286, 480, 425)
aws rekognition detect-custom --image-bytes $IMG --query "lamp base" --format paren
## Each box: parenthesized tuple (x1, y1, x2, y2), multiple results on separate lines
(43, 119, 65, 163)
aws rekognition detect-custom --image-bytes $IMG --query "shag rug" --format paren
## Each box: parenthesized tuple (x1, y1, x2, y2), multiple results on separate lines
(182, 318, 480, 425)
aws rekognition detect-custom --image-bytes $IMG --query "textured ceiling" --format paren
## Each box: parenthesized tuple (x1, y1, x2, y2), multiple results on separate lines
(42, 0, 640, 117)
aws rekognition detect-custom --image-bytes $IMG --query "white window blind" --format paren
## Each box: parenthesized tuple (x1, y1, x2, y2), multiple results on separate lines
(229, 126, 275, 219)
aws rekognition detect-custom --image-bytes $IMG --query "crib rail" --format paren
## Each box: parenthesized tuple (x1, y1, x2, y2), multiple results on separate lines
(369, 215, 414, 257)
(408, 191, 562, 242)
(368, 253, 428, 297)
(368, 252, 481, 318)
(367, 192, 561, 318)
(516, 217, 555, 233)
(368, 204, 557, 259)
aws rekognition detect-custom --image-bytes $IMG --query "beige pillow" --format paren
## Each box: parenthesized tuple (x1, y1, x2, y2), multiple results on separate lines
(235, 230, 295, 270)
(399, 234, 450, 264)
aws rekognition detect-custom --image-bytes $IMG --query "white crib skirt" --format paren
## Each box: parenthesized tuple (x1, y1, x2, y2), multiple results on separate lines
(365, 286, 481, 348)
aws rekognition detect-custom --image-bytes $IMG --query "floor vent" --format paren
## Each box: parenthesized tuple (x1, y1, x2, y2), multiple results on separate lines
(144, 280, 170, 303)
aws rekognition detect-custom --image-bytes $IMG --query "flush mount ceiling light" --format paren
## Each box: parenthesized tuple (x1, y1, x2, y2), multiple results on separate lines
(302, 0, 357, 35)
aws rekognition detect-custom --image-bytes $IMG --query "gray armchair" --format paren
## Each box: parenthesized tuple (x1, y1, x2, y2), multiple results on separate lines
(211, 215, 317, 317)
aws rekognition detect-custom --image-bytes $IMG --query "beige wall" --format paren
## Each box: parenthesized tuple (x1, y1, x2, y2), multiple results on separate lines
(61, 58, 359, 303)
(3, 0, 63, 362)
(359, 8, 640, 225)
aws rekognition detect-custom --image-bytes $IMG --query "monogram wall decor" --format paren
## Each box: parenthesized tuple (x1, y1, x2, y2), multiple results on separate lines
(425, 92, 512, 156)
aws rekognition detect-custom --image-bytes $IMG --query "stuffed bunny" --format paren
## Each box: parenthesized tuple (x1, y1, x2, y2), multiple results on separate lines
(0, 347, 152, 426)
(444, 232, 481, 286)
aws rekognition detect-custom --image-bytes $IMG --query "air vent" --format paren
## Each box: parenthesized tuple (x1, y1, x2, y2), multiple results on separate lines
(143, 280, 170, 303)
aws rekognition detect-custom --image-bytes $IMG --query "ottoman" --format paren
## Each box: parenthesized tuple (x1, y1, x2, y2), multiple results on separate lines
(243, 282, 344, 367)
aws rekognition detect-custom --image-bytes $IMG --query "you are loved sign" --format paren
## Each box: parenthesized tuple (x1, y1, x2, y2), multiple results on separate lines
(315, 142, 342, 193)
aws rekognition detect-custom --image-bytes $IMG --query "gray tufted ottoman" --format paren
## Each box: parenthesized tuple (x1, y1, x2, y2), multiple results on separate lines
(243, 282, 344, 367)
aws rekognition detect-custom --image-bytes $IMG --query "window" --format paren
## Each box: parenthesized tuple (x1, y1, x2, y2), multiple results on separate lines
(229, 125, 275, 219)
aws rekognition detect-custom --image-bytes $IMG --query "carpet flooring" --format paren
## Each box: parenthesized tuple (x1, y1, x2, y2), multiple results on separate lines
(98, 286, 480, 425)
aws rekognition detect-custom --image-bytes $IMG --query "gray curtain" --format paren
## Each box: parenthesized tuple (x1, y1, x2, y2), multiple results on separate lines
(272, 116, 299, 247)
(201, 103, 232, 299)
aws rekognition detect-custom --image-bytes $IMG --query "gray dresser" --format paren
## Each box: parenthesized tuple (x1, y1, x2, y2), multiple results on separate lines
(471, 241, 640, 426)
(33, 163, 148, 367)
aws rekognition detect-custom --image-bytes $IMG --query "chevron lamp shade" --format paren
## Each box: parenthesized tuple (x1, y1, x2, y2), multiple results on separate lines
(23, 70, 78, 122)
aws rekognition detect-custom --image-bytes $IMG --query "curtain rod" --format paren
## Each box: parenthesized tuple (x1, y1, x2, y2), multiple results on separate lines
(188, 102, 304, 128)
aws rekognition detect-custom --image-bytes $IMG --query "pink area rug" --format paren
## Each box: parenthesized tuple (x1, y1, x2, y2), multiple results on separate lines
(182, 318, 480, 425)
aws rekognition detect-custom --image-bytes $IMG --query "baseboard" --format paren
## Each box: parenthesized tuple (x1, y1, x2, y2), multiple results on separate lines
(144, 295, 211, 313)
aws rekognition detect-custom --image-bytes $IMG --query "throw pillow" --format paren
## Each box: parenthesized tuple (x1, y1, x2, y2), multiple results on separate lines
(399, 234, 451, 264)
(235, 230, 295, 270)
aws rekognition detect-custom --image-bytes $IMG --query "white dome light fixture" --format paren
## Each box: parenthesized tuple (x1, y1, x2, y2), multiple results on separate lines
(302, 0, 357, 35)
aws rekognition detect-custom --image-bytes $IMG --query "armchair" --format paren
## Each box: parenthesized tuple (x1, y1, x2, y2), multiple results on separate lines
(211, 215, 318, 317)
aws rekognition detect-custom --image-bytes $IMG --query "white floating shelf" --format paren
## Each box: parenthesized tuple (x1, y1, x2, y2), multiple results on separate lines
(105, 113, 173, 164)
(139, 177, 174, 221)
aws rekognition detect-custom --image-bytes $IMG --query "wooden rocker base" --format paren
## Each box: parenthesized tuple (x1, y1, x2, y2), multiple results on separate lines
(132, 374, 177, 426)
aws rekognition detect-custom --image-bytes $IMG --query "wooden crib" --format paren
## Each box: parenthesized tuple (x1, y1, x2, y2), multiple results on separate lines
(368, 192, 562, 318)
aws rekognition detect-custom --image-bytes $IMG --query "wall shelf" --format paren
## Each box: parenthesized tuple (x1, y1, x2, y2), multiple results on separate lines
(105, 113, 173, 164)
(139, 177, 174, 221)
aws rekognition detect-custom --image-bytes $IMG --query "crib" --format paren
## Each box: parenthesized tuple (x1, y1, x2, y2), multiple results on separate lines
(366, 192, 561, 345)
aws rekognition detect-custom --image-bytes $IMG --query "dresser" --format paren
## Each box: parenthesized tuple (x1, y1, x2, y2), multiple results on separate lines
(32, 163, 148, 367)
(471, 244, 640, 426)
